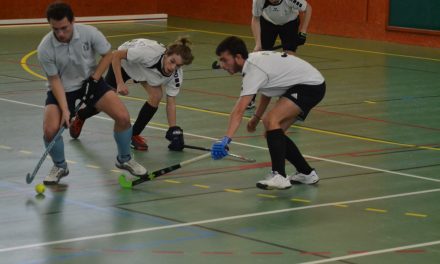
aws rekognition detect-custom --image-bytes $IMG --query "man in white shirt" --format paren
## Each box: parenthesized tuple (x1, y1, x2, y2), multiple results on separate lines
(211, 36, 325, 190)
(38, 2, 146, 185)
(70, 38, 193, 152)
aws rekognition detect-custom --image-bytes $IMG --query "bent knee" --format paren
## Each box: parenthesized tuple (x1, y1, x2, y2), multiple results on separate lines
(43, 124, 60, 141)
(113, 112, 131, 128)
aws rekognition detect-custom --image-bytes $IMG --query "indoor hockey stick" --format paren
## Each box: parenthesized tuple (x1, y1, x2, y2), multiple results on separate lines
(26, 99, 85, 184)
(184, 144, 256, 163)
(118, 152, 211, 188)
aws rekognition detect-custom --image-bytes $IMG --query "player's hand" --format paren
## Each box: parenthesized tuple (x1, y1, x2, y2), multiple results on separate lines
(253, 44, 262, 52)
(247, 115, 260, 133)
(116, 83, 129, 95)
(211, 136, 231, 160)
(166, 126, 184, 151)
(60, 109, 71, 128)
(297, 32, 307, 46)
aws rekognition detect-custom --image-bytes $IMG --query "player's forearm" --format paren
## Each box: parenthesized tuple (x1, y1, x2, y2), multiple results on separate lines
(48, 76, 68, 112)
(166, 96, 177, 127)
(300, 4, 312, 33)
(92, 51, 112, 80)
(254, 95, 271, 119)
(251, 16, 262, 47)
(111, 50, 126, 85)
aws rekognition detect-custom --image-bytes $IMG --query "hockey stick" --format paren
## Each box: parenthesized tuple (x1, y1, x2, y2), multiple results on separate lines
(118, 152, 211, 188)
(184, 144, 256, 163)
(26, 99, 85, 184)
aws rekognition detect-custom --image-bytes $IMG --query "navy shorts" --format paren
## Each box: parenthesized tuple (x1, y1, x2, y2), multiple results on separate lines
(260, 16, 300, 52)
(45, 79, 113, 118)
(281, 82, 326, 121)
(104, 65, 135, 87)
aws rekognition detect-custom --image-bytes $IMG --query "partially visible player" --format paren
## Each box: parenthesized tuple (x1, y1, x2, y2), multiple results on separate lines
(249, 0, 312, 110)
(211, 36, 325, 190)
(38, 2, 146, 185)
(70, 38, 193, 152)
(252, 0, 312, 54)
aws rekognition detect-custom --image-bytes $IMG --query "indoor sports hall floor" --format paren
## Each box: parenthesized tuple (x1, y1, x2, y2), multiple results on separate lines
(0, 17, 439, 264)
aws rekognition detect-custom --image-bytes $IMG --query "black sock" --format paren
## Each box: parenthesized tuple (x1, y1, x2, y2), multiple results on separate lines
(266, 129, 286, 176)
(284, 134, 313, 174)
(77, 106, 99, 120)
(132, 102, 158, 136)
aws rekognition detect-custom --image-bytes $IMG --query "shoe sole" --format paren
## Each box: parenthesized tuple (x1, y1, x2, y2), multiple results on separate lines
(115, 163, 146, 177)
(256, 182, 292, 190)
(290, 179, 320, 185)
(43, 170, 69, 185)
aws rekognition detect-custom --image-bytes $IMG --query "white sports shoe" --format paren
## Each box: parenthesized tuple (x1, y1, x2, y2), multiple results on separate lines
(256, 172, 292, 190)
(288, 170, 319, 185)
(43, 165, 69, 185)
(116, 158, 147, 176)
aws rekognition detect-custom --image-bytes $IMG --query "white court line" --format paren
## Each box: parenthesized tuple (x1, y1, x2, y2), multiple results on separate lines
(0, 188, 439, 253)
(298, 240, 440, 264)
(1, 96, 440, 183)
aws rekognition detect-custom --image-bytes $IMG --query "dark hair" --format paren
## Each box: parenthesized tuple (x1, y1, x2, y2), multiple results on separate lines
(215, 36, 249, 60)
(166, 37, 194, 65)
(46, 2, 74, 22)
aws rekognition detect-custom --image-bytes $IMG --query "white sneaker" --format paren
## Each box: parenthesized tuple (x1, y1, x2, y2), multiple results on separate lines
(256, 172, 292, 190)
(116, 158, 147, 176)
(43, 166, 69, 185)
(288, 170, 319, 185)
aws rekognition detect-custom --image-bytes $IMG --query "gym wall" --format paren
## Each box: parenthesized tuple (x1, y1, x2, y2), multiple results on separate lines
(1, 0, 439, 48)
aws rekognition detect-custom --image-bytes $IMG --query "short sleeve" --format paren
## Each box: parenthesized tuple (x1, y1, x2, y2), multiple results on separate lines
(37, 47, 58, 77)
(165, 68, 183, 96)
(240, 65, 268, 96)
(252, 0, 264, 17)
(91, 28, 111, 55)
(286, 0, 308, 11)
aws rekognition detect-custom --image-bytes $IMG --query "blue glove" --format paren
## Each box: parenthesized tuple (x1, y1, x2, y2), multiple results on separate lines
(211, 136, 231, 160)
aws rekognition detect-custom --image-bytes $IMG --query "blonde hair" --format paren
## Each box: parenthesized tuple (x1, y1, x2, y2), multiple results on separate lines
(166, 37, 194, 65)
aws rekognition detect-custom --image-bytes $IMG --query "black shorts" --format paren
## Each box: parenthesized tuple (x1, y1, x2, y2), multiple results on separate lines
(45, 79, 113, 118)
(260, 16, 300, 52)
(281, 82, 326, 121)
(104, 65, 134, 88)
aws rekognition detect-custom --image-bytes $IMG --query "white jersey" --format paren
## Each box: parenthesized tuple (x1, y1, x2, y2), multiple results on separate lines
(240, 51, 324, 97)
(252, 0, 307, 25)
(119, 38, 183, 96)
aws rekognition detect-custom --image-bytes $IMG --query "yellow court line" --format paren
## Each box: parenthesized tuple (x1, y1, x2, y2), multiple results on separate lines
(291, 198, 311, 203)
(257, 194, 277, 199)
(0, 145, 12, 150)
(110, 169, 121, 173)
(405, 212, 428, 218)
(86, 165, 100, 169)
(224, 188, 242, 193)
(19, 150, 32, 155)
(193, 184, 210, 189)
(333, 204, 349, 208)
(365, 208, 388, 213)
(164, 180, 181, 184)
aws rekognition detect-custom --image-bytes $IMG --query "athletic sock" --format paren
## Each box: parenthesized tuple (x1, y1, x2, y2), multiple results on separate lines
(114, 127, 132, 163)
(132, 102, 158, 136)
(44, 135, 67, 169)
(266, 129, 287, 176)
(284, 134, 313, 174)
(77, 106, 99, 120)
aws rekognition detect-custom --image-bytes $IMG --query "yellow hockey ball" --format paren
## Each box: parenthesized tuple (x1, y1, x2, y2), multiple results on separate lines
(35, 183, 45, 194)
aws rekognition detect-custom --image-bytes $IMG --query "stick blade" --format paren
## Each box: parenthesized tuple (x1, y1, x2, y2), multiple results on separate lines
(26, 173, 33, 184)
(118, 174, 133, 189)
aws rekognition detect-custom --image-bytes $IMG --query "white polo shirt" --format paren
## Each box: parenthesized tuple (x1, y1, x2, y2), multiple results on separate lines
(240, 51, 324, 97)
(118, 38, 183, 97)
(37, 24, 111, 92)
(252, 0, 308, 25)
